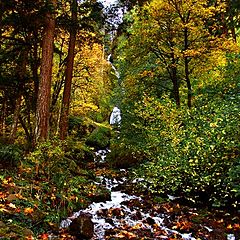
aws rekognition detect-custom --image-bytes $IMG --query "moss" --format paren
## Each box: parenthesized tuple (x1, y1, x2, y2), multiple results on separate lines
(86, 126, 111, 149)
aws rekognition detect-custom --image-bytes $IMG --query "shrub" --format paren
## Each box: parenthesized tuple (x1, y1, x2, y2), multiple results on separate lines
(86, 125, 111, 149)
(116, 58, 239, 208)
(0, 144, 22, 168)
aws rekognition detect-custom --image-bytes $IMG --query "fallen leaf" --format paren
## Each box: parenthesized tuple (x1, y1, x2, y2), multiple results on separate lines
(8, 203, 16, 209)
(24, 207, 34, 214)
(39, 233, 49, 239)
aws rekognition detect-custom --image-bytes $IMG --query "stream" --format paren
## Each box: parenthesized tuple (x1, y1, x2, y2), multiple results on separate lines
(59, 150, 237, 240)
(60, 174, 196, 240)
(59, 150, 197, 240)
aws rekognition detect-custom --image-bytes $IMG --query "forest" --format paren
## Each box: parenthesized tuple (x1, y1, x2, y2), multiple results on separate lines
(0, 0, 239, 239)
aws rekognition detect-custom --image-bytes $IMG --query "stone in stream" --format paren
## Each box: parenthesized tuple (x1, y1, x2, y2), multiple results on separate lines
(69, 213, 94, 239)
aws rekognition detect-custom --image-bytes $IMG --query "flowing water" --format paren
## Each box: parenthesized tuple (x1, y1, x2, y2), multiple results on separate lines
(59, 149, 237, 239)
(60, 149, 198, 240)
(60, 174, 197, 240)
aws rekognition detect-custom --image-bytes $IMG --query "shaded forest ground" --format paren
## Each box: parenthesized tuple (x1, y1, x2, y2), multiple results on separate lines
(0, 152, 239, 239)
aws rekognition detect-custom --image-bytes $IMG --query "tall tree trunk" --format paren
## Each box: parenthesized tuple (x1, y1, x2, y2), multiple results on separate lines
(59, 0, 77, 140)
(184, 27, 192, 108)
(9, 95, 22, 143)
(35, 0, 56, 143)
(172, 67, 180, 107)
(185, 56, 191, 108)
(0, 2, 4, 43)
(32, 30, 40, 107)
(1, 93, 7, 138)
(170, 49, 180, 107)
(9, 49, 28, 143)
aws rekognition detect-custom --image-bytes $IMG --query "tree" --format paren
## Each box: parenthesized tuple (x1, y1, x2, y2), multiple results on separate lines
(0, 0, 43, 144)
(35, 0, 57, 143)
(59, 0, 78, 140)
(115, 0, 233, 108)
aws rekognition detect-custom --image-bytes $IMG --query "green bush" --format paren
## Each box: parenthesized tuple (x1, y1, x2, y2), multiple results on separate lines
(68, 115, 92, 137)
(64, 140, 95, 166)
(115, 55, 240, 208)
(86, 126, 111, 149)
(0, 144, 22, 168)
(26, 139, 66, 180)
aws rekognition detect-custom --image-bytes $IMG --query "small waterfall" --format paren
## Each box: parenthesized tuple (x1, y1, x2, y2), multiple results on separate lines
(109, 106, 121, 125)
(108, 54, 120, 79)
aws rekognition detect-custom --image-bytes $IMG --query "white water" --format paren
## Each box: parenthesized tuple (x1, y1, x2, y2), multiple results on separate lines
(60, 175, 197, 240)
(59, 151, 236, 240)
(109, 106, 121, 125)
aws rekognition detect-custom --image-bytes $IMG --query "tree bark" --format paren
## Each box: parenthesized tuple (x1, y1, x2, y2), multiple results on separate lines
(9, 49, 28, 143)
(1, 93, 7, 138)
(0, 2, 4, 42)
(184, 27, 192, 108)
(59, 0, 77, 140)
(35, 0, 57, 143)
(170, 45, 180, 107)
(9, 95, 22, 143)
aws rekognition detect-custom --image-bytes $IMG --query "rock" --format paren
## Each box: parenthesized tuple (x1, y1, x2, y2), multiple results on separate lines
(91, 186, 111, 203)
(111, 208, 124, 218)
(0, 221, 6, 228)
(22, 228, 34, 237)
(69, 213, 94, 239)
(146, 216, 155, 225)
(7, 194, 18, 202)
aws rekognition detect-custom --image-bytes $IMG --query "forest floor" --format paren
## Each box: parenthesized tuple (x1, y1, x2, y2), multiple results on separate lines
(0, 163, 239, 239)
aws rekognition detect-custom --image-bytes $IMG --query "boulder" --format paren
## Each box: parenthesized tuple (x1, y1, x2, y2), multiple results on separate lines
(69, 213, 94, 239)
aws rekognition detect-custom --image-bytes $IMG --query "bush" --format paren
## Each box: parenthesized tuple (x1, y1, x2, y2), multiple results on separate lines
(0, 144, 22, 168)
(64, 140, 95, 166)
(116, 57, 240, 208)
(86, 125, 111, 149)
(68, 115, 94, 138)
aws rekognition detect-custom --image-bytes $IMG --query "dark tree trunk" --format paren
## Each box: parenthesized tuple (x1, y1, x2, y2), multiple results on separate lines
(1, 93, 7, 138)
(59, 0, 77, 140)
(9, 95, 22, 143)
(19, 115, 33, 148)
(0, 2, 4, 42)
(32, 30, 40, 108)
(185, 57, 191, 108)
(170, 49, 180, 107)
(184, 27, 192, 108)
(172, 66, 180, 107)
(9, 49, 28, 143)
(35, 0, 56, 143)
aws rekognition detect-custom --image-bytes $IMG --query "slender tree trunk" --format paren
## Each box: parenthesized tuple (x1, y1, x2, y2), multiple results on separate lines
(35, 0, 56, 143)
(32, 30, 40, 107)
(9, 96, 22, 143)
(184, 27, 192, 108)
(0, 2, 4, 43)
(185, 57, 191, 108)
(19, 115, 33, 149)
(1, 93, 7, 138)
(59, 0, 77, 140)
(170, 49, 180, 107)
(172, 68, 180, 107)
(9, 49, 28, 143)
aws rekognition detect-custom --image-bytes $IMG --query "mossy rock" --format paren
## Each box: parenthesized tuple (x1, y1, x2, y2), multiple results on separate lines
(0, 222, 33, 239)
(86, 126, 111, 150)
(90, 185, 111, 203)
(68, 115, 95, 138)
(65, 143, 95, 165)
(106, 144, 145, 168)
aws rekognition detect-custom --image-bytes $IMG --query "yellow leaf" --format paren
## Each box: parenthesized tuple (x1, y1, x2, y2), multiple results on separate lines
(24, 207, 34, 214)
